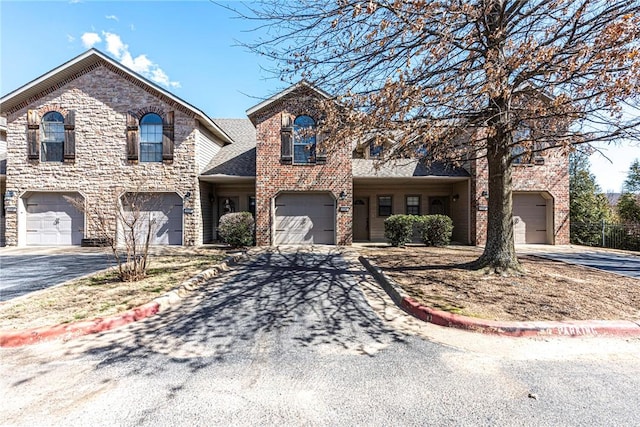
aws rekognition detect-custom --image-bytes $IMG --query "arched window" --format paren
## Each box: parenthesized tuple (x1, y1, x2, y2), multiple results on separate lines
(293, 115, 316, 164)
(140, 113, 163, 162)
(41, 111, 64, 162)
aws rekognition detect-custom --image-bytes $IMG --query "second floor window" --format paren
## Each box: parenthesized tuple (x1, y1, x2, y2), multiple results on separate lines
(41, 111, 64, 162)
(369, 143, 383, 158)
(293, 115, 316, 164)
(140, 113, 163, 162)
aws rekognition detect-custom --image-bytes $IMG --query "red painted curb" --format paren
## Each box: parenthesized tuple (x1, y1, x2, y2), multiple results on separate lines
(402, 297, 640, 337)
(0, 301, 160, 348)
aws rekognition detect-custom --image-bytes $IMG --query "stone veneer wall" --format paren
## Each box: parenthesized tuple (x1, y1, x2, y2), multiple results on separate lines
(3, 63, 202, 246)
(470, 149, 570, 245)
(252, 95, 353, 246)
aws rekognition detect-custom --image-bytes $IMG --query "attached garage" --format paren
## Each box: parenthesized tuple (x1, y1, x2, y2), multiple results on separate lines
(274, 193, 335, 245)
(119, 192, 183, 245)
(25, 192, 84, 245)
(513, 193, 551, 244)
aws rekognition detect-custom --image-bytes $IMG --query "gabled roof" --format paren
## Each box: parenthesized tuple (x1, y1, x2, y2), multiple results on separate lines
(246, 80, 332, 119)
(0, 49, 233, 144)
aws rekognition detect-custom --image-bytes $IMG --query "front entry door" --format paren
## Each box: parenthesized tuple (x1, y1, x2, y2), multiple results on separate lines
(353, 197, 369, 241)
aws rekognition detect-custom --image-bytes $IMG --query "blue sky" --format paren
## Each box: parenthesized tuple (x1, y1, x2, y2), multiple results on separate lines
(1, 0, 638, 192)
(0, 0, 275, 118)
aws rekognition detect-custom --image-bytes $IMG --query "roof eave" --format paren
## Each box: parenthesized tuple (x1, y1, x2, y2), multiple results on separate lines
(246, 80, 332, 119)
(0, 48, 234, 145)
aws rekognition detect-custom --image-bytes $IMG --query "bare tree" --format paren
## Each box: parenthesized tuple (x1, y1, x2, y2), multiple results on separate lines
(231, 0, 640, 272)
(67, 191, 160, 281)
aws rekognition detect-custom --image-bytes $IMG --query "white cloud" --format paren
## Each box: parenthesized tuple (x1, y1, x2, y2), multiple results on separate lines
(88, 31, 181, 89)
(121, 52, 153, 75)
(67, 34, 75, 43)
(103, 32, 126, 57)
(105, 15, 119, 22)
(81, 32, 102, 48)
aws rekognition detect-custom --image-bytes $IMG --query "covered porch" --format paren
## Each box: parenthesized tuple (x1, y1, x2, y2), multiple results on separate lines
(198, 176, 256, 243)
(353, 176, 471, 244)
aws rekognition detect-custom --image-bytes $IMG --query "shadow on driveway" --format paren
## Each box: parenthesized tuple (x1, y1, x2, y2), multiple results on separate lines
(66, 247, 406, 374)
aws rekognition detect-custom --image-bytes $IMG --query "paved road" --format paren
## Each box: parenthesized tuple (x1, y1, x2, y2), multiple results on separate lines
(0, 252, 114, 301)
(519, 246, 640, 279)
(1, 247, 640, 426)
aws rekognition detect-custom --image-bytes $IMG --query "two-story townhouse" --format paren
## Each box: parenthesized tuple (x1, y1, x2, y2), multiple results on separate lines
(0, 49, 232, 247)
(0, 50, 569, 247)
(203, 81, 569, 247)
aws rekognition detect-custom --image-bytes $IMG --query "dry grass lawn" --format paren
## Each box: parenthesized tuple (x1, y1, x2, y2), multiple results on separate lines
(0, 249, 226, 331)
(2, 245, 638, 333)
(361, 246, 640, 322)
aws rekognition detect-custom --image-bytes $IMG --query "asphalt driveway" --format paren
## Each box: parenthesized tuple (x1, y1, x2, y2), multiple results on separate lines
(0, 249, 113, 301)
(518, 245, 640, 279)
(2, 246, 640, 426)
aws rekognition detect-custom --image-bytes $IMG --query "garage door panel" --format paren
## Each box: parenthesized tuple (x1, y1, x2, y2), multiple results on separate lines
(120, 194, 183, 246)
(25, 193, 84, 246)
(275, 193, 335, 245)
(513, 194, 548, 244)
(276, 216, 308, 230)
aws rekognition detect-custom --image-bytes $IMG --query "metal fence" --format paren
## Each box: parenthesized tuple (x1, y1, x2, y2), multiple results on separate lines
(571, 221, 640, 251)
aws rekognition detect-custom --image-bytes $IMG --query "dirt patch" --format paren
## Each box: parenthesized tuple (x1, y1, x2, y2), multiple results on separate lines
(360, 246, 640, 322)
(0, 249, 227, 331)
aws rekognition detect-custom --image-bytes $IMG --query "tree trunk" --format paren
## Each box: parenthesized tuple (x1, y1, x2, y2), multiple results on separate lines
(472, 135, 522, 274)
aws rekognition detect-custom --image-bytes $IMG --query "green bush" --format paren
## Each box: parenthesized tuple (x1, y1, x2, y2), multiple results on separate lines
(419, 215, 454, 247)
(218, 212, 255, 247)
(384, 215, 416, 247)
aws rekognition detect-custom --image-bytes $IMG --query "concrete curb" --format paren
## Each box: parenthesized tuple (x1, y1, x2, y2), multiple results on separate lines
(0, 251, 251, 348)
(359, 256, 640, 338)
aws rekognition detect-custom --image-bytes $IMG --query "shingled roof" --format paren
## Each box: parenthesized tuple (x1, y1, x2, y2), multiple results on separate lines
(201, 119, 256, 177)
(352, 158, 470, 178)
(200, 120, 470, 179)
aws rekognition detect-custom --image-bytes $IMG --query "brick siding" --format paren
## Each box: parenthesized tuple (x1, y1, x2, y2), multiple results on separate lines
(470, 150, 570, 245)
(251, 92, 353, 246)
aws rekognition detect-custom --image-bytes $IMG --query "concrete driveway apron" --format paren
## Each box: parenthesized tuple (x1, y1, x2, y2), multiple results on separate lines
(0, 248, 114, 301)
(518, 245, 640, 279)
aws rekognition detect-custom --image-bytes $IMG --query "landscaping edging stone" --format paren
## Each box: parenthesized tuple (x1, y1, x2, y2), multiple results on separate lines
(0, 250, 252, 348)
(359, 255, 640, 338)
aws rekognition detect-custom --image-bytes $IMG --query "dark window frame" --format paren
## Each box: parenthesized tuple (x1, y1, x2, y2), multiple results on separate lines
(378, 195, 393, 217)
(406, 195, 421, 215)
(369, 143, 383, 158)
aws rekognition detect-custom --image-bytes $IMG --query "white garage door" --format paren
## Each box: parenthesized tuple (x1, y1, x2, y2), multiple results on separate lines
(26, 192, 84, 245)
(119, 193, 183, 245)
(513, 193, 548, 244)
(275, 193, 335, 245)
